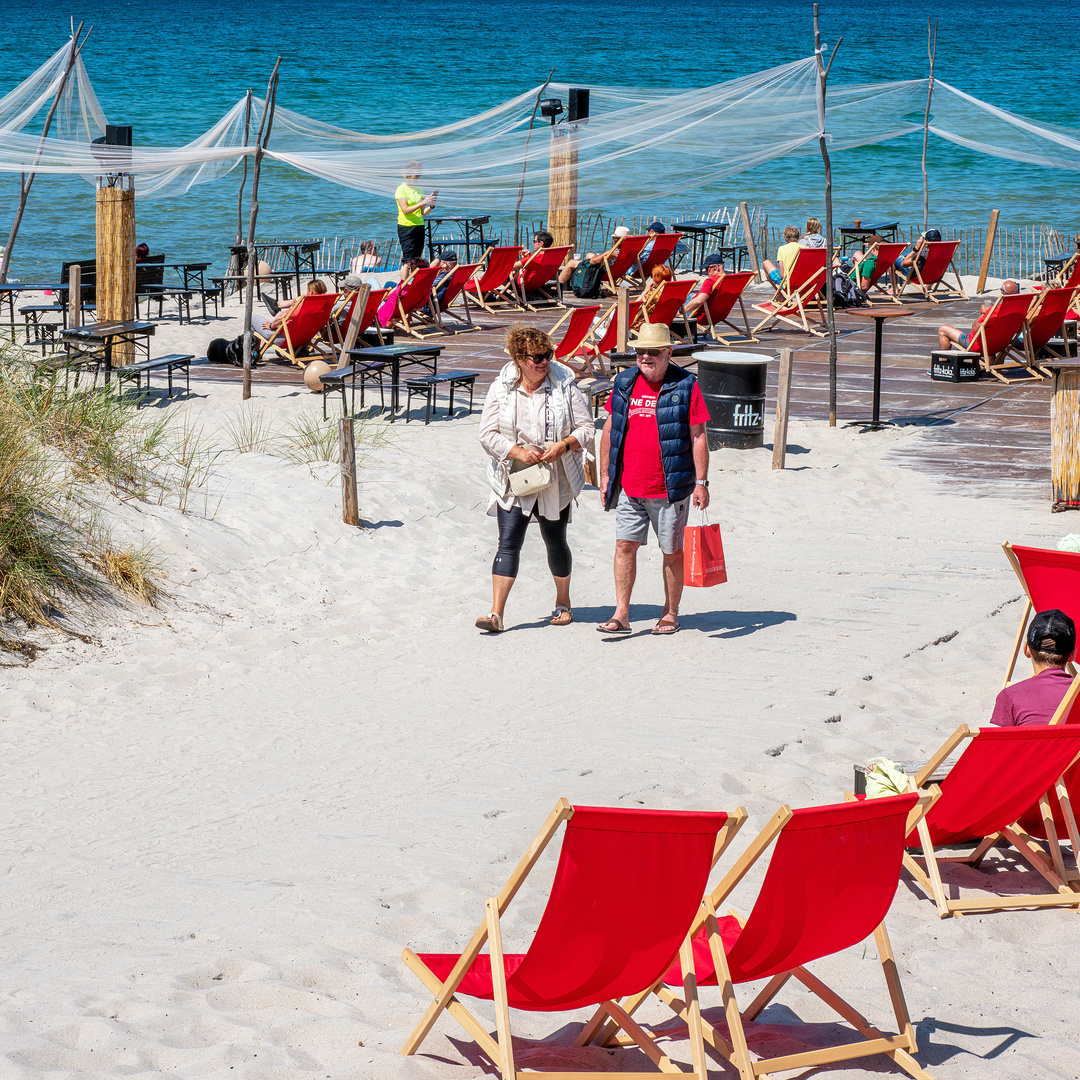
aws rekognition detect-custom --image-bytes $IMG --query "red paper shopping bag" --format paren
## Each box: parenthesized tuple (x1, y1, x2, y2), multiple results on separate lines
(684, 516, 727, 587)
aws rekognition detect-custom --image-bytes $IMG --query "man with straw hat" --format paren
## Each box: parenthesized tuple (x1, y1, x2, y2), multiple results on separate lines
(597, 322, 711, 636)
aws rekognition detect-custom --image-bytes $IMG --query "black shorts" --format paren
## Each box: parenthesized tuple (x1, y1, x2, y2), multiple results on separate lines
(398, 224, 425, 262)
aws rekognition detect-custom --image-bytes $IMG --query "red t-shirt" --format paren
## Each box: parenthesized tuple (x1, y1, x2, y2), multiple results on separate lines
(693, 276, 719, 324)
(990, 666, 1074, 727)
(606, 374, 710, 499)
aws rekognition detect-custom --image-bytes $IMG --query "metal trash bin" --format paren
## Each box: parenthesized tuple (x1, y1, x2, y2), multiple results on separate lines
(693, 351, 770, 450)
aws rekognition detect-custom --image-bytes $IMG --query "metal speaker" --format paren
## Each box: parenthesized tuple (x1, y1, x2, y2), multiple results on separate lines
(568, 88, 590, 123)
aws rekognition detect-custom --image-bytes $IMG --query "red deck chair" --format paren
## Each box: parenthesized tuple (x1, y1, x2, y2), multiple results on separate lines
(400, 799, 746, 1080)
(935, 291, 1035, 382)
(901, 239, 968, 302)
(751, 247, 828, 336)
(603, 794, 936, 1080)
(427, 262, 481, 334)
(329, 285, 390, 359)
(253, 291, 339, 367)
(463, 246, 520, 312)
(638, 232, 684, 279)
(1001, 542, 1080, 684)
(550, 303, 603, 363)
(515, 244, 570, 311)
(694, 270, 757, 343)
(903, 725, 1080, 917)
(385, 265, 441, 338)
(1008, 285, 1077, 371)
(645, 278, 697, 342)
(602, 234, 650, 290)
(862, 241, 908, 303)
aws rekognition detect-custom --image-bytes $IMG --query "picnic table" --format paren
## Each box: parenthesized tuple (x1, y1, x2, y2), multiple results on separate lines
(61, 319, 156, 384)
(669, 219, 728, 271)
(228, 241, 320, 293)
(335, 342, 445, 420)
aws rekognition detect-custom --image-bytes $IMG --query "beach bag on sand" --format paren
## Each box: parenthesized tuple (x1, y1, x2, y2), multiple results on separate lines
(209, 332, 256, 367)
(864, 757, 909, 797)
(571, 261, 604, 299)
(684, 510, 726, 587)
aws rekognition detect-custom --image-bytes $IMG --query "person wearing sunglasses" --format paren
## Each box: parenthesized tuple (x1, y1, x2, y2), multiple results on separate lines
(598, 321, 710, 636)
(477, 325, 595, 633)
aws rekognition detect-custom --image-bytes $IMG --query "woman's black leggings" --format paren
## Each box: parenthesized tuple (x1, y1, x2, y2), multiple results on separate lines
(493, 504, 572, 579)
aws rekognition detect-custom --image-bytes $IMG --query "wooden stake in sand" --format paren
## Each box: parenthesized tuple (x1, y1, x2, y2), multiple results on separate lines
(738, 201, 762, 282)
(242, 58, 282, 402)
(772, 348, 794, 471)
(921, 18, 939, 232)
(339, 419, 360, 526)
(96, 175, 136, 365)
(813, 4, 842, 427)
(67, 263, 81, 329)
(976, 209, 1000, 295)
(0, 23, 91, 285)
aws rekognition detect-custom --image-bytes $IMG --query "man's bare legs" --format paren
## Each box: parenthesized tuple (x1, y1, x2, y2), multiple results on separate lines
(661, 550, 684, 624)
(609, 539, 640, 626)
(937, 324, 965, 350)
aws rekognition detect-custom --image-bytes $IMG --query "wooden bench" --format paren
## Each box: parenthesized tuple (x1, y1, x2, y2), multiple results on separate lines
(318, 361, 391, 419)
(404, 370, 479, 424)
(114, 353, 195, 403)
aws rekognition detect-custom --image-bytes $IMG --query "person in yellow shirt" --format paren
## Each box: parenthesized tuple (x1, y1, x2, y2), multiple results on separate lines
(762, 225, 802, 287)
(395, 160, 437, 264)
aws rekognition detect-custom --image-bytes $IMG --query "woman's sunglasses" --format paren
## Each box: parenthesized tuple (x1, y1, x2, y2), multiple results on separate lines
(524, 351, 552, 362)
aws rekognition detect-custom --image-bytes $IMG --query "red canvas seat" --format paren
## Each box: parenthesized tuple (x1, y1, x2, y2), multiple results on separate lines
(384, 265, 441, 337)
(955, 291, 1036, 381)
(550, 304, 603, 366)
(751, 247, 828, 336)
(603, 234, 650, 290)
(515, 244, 570, 310)
(599, 795, 935, 1080)
(1009, 285, 1077, 370)
(644, 277, 696, 330)
(901, 239, 968, 302)
(1001, 542, 1080, 684)
(463, 246, 520, 311)
(586, 299, 644, 362)
(693, 270, 756, 342)
(330, 286, 390, 357)
(903, 725, 1080, 917)
(638, 233, 684, 279)
(863, 241, 908, 302)
(421, 262, 481, 335)
(253, 291, 339, 367)
(401, 800, 745, 1080)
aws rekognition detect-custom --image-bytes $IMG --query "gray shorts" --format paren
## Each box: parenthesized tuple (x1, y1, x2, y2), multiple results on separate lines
(615, 491, 691, 554)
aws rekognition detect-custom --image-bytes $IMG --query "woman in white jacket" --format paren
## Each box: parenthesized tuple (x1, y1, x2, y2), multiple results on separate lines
(477, 325, 595, 633)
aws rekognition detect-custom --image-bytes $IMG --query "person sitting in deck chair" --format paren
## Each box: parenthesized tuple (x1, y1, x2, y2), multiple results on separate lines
(251, 278, 328, 338)
(682, 253, 726, 323)
(936, 278, 1019, 351)
(844, 234, 884, 291)
(762, 225, 802, 286)
(892, 228, 940, 292)
(991, 609, 1076, 727)
(558, 226, 631, 285)
(350, 240, 379, 273)
(513, 230, 554, 272)
(800, 217, 826, 249)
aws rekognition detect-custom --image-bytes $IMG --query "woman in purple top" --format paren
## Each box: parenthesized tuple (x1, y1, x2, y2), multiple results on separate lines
(991, 608, 1077, 727)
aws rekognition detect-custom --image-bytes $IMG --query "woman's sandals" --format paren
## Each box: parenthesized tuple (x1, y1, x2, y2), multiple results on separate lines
(550, 606, 573, 626)
(475, 613, 504, 633)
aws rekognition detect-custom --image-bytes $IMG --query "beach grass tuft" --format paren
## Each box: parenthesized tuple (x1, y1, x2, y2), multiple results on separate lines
(220, 404, 275, 454)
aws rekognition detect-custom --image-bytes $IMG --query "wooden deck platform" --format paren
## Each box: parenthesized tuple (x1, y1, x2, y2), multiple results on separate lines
(193, 291, 1055, 496)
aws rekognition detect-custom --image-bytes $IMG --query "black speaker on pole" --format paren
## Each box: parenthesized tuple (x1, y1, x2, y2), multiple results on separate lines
(568, 88, 590, 123)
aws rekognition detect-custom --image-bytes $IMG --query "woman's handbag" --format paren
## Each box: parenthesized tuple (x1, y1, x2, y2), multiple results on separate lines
(508, 456, 554, 497)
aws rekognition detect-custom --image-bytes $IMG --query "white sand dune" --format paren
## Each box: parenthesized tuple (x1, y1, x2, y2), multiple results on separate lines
(2, 368, 1078, 1079)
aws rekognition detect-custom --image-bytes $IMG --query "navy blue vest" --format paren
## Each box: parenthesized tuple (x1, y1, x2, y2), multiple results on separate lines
(604, 363, 699, 509)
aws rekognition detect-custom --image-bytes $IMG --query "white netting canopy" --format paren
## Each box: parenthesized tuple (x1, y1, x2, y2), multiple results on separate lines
(0, 39, 1078, 205)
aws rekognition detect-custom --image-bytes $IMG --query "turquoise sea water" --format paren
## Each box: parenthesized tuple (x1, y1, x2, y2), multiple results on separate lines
(1, 0, 1078, 280)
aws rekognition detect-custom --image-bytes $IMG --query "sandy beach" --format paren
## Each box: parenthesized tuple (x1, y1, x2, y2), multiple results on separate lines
(2, 286, 1079, 1079)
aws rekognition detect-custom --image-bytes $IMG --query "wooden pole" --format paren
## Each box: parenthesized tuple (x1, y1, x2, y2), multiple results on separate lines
(976, 208, 1000, 294)
(921, 19, 938, 233)
(548, 123, 579, 250)
(339, 418, 360, 526)
(738, 201, 762, 282)
(67, 263, 81, 328)
(242, 58, 282, 401)
(228, 90, 253, 282)
(772, 348, 794, 471)
(0, 25, 90, 284)
(814, 5, 842, 427)
(96, 176, 136, 364)
(514, 68, 555, 243)
(616, 286, 629, 354)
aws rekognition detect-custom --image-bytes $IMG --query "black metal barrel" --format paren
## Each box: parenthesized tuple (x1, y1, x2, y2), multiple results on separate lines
(694, 352, 770, 450)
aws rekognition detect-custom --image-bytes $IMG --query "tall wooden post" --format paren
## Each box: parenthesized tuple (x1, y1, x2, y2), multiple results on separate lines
(976, 209, 1000, 294)
(96, 176, 136, 365)
(772, 348, 794, 471)
(921, 19, 939, 232)
(548, 123, 578, 251)
(738, 201, 762, 282)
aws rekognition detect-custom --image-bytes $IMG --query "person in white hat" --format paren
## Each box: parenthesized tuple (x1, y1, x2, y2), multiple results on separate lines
(558, 225, 633, 286)
(597, 321, 711, 636)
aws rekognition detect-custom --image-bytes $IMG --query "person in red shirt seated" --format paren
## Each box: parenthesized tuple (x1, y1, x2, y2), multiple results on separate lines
(682, 253, 726, 324)
(937, 278, 1018, 351)
(991, 608, 1076, 727)
(597, 322, 711, 636)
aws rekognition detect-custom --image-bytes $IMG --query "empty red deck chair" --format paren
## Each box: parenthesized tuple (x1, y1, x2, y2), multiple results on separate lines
(604, 795, 936, 1080)
(1010, 285, 1077, 370)
(862, 241, 908, 303)
(515, 244, 570, 310)
(751, 247, 828, 336)
(603, 233, 650, 290)
(463, 246, 520, 312)
(694, 270, 757, 342)
(383, 265, 441, 337)
(401, 799, 746, 1080)
(550, 304, 603, 363)
(254, 291, 339, 367)
(638, 232, 684, 279)
(903, 725, 1080, 917)
(901, 239, 968, 302)
(420, 262, 481, 335)
(1002, 541, 1080, 683)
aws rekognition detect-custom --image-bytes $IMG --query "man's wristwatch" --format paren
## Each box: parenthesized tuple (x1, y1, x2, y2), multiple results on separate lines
(696, 479, 709, 487)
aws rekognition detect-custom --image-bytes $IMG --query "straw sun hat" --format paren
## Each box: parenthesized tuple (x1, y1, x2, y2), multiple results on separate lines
(630, 322, 672, 349)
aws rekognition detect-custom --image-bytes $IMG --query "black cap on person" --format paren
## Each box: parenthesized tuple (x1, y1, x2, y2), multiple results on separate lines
(1028, 609, 1076, 656)
(647, 221, 666, 233)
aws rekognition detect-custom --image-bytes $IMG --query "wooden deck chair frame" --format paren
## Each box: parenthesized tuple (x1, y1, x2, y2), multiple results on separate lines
(602, 234, 651, 292)
(464, 245, 521, 313)
(864, 241, 909, 305)
(1007, 284, 1079, 374)
(513, 245, 570, 312)
(549, 303, 604, 374)
(592, 794, 938, 1080)
(697, 271, 758, 344)
(329, 284, 371, 366)
(579, 298, 645, 374)
(401, 798, 748, 1080)
(430, 263, 481, 334)
(645, 278, 698, 343)
(388, 265, 442, 339)
(1001, 541, 1080, 686)
(901, 241, 968, 303)
(751, 249, 828, 337)
(902, 725, 1080, 918)
(967, 292, 1041, 383)
(253, 292, 339, 367)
